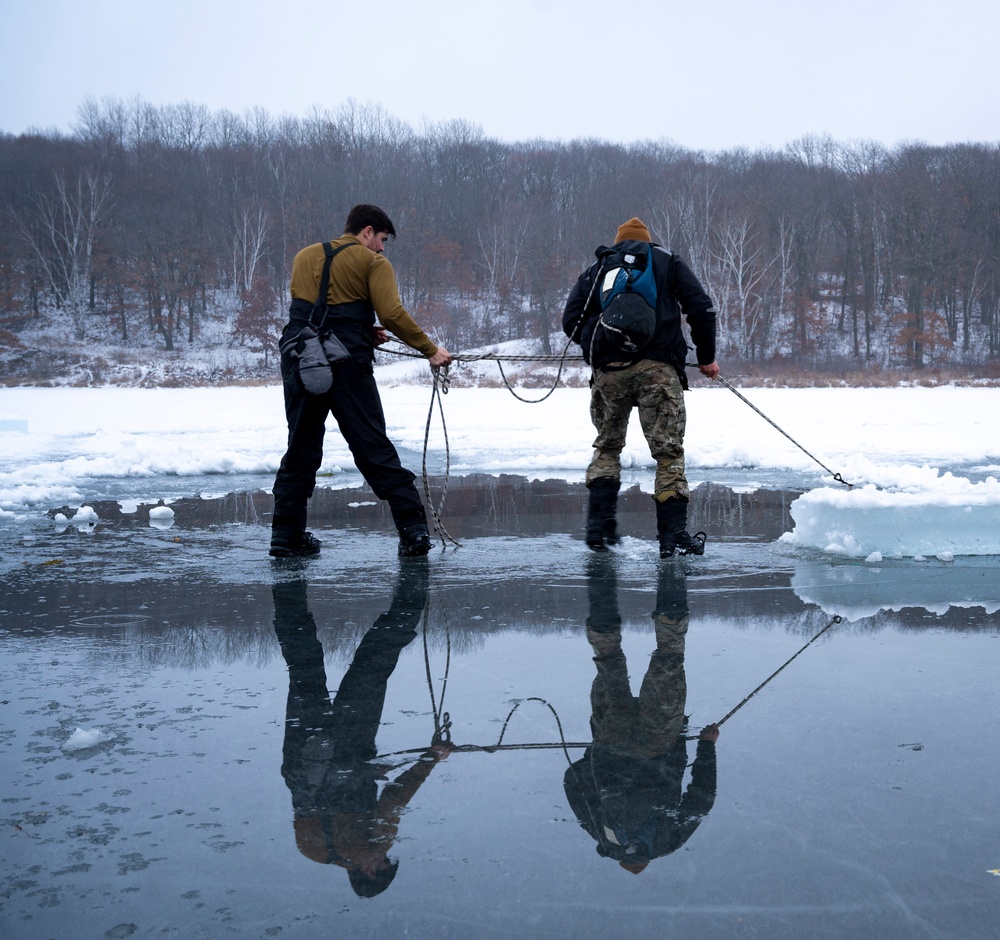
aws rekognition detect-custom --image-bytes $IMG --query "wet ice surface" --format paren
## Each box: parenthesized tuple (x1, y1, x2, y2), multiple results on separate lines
(3, 477, 1000, 939)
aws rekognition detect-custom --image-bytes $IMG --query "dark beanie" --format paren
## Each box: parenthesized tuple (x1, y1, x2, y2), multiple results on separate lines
(614, 218, 651, 243)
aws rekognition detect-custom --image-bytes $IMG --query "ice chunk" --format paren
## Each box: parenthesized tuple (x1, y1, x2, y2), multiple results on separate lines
(62, 727, 114, 752)
(148, 504, 175, 530)
(148, 505, 174, 518)
(781, 476, 1000, 558)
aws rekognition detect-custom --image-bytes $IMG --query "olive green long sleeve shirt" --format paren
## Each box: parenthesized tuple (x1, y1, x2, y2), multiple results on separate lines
(289, 235, 438, 357)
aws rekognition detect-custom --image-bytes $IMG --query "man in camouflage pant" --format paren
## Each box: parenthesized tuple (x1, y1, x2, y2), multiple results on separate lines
(588, 361, 689, 500)
(564, 217, 719, 557)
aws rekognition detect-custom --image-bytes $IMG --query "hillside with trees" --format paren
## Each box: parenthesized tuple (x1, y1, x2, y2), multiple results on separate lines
(2, 96, 999, 387)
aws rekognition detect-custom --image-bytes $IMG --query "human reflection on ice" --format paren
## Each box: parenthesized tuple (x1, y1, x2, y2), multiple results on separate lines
(272, 563, 452, 897)
(564, 558, 719, 874)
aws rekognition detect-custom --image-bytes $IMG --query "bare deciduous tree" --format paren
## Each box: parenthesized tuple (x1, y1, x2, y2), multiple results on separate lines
(15, 169, 113, 340)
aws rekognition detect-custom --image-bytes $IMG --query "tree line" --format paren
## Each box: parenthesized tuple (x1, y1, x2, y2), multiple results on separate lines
(2, 95, 999, 376)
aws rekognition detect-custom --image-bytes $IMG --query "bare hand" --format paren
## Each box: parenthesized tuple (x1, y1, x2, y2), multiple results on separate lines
(699, 361, 720, 380)
(430, 740, 455, 760)
(373, 326, 390, 346)
(700, 722, 720, 743)
(429, 346, 453, 368)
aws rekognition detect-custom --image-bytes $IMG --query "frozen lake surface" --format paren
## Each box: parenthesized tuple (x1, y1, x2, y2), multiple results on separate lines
(2, 476, 999, 938)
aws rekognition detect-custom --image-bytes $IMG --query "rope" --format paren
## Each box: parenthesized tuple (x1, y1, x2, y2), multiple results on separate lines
(386, 347, 852, 492)
(382, 341, 858, 540)
(492, 334, 578, 404)
(493, 697, 575, 765)
(378, 344, 585, 363)
(375, 741, 592, 762)
(422, 597, 452, 745)
(715, 615, 842, 728)
(400, 339, 582, 546)
(709, 371, 855, 489)
(459, 351, 584, 363)
(421, 365, 462, 550)
(376, 614, 841, 764)
(374, 696, 584, 762)
(379, 339, 582, 403)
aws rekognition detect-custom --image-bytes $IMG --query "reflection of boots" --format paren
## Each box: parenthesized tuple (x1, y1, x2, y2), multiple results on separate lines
(586, 478, 621, 551)
(384, 560, 430, 622)
(654, 563, 689, 620)
(653, 562, 690, 648)
(655, 497, 705, 558)
(586, 554, 622, 657)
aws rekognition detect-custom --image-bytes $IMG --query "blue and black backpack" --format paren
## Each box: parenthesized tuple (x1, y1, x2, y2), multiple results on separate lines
(590, 240, 659, 356)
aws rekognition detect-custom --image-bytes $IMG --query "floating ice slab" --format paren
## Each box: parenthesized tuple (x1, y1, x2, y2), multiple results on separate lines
(781, 476, 1000, 557)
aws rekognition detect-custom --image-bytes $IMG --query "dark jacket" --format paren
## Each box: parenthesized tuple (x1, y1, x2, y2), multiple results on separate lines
(563, 737, 717, 864)
(562, 240, 717, 387)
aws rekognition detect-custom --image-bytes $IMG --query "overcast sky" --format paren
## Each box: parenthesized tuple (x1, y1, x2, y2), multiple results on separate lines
(2, 0, 997, 152)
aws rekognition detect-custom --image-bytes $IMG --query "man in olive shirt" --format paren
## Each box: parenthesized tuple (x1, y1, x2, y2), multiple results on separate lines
(271, 204, 452, 558)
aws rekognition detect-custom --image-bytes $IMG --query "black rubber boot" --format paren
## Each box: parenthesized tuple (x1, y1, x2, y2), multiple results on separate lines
(398, 525, 432, 557)
(585, 478, 621, 551)
(270, 506, 322, 558)
(270, 528, 322, 557)
(655, 496, 706, 558)
(393, 505, 433, 558)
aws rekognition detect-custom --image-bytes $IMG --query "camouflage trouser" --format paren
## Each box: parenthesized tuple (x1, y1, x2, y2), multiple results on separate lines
(587, 359, 688, 501)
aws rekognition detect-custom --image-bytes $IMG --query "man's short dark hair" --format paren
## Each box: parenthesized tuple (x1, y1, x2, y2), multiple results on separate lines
(344, 204, 396, 238)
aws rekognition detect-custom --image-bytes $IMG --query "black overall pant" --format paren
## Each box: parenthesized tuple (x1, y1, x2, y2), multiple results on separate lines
(272, 339, 425, 535)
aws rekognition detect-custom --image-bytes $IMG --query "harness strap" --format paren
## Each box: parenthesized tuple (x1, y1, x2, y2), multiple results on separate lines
(309, 242, 357, 330)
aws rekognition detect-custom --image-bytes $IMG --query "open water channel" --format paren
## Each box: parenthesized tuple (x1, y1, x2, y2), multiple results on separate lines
(2, 476, 999, 939)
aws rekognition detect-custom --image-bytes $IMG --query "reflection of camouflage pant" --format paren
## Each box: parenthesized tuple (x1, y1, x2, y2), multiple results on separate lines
(589, 619, 688, 759)
(587, 360, 688, 500)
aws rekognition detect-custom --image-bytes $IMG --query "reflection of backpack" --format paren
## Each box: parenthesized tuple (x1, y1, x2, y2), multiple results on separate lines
(592, 241, 658, 355)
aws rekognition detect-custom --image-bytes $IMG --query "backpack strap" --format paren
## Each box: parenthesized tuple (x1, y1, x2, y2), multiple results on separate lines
(566, 250, 611, 342)
(309, 241, 357, 330)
